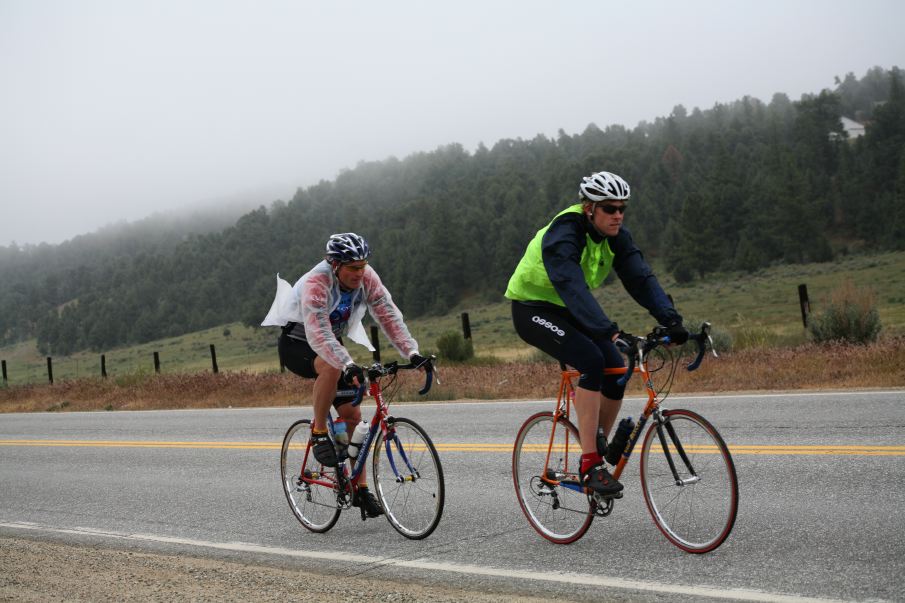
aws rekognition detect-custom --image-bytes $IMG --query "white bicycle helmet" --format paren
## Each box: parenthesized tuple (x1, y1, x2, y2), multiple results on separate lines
(325, 232, 371, 264)
(579, 171, 630, 202)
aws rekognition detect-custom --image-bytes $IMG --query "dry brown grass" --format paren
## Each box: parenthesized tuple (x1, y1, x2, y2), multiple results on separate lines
(2, 337, 903, 413)
(0, 371, 309, 414)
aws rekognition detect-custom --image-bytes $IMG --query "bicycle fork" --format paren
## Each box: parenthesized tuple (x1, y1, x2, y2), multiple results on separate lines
(384, 425, 421, 483)
(653, 411, 701, 486)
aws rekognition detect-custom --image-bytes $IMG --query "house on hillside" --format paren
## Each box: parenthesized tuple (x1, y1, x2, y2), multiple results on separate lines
(830, 116, 866, 141)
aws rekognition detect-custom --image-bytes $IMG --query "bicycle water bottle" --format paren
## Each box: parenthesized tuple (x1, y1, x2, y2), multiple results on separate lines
(347, 421, 369, 458)
(332, 419, 349, 456)
(605, 417, 635, 466)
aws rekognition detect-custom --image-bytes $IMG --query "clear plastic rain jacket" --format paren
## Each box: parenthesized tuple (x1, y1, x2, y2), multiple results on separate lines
(261, 261, 419, 369)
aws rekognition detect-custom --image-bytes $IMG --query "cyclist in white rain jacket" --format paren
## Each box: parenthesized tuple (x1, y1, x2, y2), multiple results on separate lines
(263, 232, 429, 517)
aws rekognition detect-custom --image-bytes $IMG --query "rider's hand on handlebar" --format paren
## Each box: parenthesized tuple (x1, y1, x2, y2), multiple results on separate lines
(343, 363, 366, 387)
(612, 330, 636, 353)
(409, 352, 432, 372)
(664, 322, 689, 345)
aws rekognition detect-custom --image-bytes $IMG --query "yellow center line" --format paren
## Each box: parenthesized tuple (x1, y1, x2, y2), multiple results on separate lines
(1, 440, 904, 456)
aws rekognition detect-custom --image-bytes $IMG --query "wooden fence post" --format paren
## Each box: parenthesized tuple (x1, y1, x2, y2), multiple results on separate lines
(210, 344, 219, 374)
(101, 354, 107, 378)
(370, 325, 381, 362)
(461, 312, 472, 340)
(1, 359, 7, 386)
(153, 351, 160, 374)
(798, 284, 810, 328)
(47, 357, 54, 384)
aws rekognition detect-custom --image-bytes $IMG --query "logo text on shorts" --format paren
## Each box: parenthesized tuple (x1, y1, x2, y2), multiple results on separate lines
(532, 315, 565, 337)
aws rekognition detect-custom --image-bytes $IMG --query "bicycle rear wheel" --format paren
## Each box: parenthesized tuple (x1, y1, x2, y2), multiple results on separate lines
(512, 412, 593, 544)
(372, 417, 445, 540)
(640, 409, 738, 553)
(280, 419, 341, 533)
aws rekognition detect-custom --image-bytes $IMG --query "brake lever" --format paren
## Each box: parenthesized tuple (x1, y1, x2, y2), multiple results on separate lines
(616, 341, 639, 387)
(399, 355, 437, 395)
(418, 354, 437, 394)
(686, 322, 717, 371)
(701, 321, 718, 358)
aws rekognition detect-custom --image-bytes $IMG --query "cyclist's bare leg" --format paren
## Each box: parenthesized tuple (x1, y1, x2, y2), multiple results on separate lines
(336, 402, 368, 487)
(575, 387, 623, 493)
(311, 358, 369, 486)
(574, 386, 602, 455)
(598, 395, 622, 437)
(312, 356, 341, 431)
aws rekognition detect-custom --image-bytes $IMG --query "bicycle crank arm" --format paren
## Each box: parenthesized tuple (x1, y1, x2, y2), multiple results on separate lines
(676, 475, 701, 486)
(561, 479, 625, 501)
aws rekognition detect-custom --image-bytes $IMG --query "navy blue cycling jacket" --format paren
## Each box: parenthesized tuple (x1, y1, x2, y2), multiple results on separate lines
(540, 212, 682, 340)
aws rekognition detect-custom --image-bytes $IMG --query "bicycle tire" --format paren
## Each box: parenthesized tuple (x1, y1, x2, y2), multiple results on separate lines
(639, 409, 738, 553)
(512, 412, 594, 544)
(372, 417, 445, 540)
(280, 419, 341, 533)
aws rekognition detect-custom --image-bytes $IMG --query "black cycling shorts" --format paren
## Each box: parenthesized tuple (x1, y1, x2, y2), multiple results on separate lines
(511, 301, 626, 399)
(278, 332, 359, 408)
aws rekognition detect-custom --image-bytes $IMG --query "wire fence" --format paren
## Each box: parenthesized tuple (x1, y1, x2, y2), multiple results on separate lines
(1, 314, 477, 388)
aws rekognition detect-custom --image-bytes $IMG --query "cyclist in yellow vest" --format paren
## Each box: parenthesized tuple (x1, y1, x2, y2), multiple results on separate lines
(505, 171, 688, 495)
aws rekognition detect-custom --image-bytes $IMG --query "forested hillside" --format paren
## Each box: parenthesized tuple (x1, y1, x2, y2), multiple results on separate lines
(2, 66, 903, 356)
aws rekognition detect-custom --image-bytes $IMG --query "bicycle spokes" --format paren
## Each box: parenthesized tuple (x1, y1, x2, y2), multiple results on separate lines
(512, 412, 594, 544)
(280, 419, 342, 533)
(640, 409, 738, 553)
(372, 418, 445, 540)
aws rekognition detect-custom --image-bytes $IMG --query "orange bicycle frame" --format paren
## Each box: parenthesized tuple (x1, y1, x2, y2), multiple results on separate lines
(542, 360, 657, 487)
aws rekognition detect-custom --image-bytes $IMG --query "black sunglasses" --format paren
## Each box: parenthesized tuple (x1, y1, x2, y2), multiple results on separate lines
(597, 204, 627, 215)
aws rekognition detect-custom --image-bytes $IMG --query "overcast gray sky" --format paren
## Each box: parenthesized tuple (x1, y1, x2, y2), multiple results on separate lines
(2, 0, 903, 247)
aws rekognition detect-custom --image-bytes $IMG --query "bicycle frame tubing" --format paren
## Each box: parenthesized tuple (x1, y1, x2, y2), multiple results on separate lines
(300, 363, 430, 491)
(346, 379, 418, 483)
(299, 386, 389, 491)
(545, 362, 656, 485)
(542, 324, 714, 493)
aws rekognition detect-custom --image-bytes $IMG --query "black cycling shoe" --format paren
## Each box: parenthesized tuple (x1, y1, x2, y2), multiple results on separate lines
(582, 463, 624, 496)
(353, 487, 384, 518)
(310, 430, 338, 467)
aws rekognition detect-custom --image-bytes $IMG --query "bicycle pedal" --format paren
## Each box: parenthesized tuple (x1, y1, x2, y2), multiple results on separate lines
(595, 490, 623, 501)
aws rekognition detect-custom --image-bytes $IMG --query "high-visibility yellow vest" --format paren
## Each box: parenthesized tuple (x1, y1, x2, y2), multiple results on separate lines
(505, 204, 614, 305)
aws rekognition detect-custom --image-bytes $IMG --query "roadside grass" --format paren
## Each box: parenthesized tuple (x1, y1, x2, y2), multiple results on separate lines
(2, 336, 903, 413)
(412, 250, 905, 356)
(2, 251, 905, 391)
(0, 325, 279, 387)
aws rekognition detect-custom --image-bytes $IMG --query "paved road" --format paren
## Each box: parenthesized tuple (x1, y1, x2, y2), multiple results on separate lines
(2, 390, 904, 602)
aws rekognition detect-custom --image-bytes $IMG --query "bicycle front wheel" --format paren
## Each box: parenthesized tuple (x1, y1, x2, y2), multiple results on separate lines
(280, 419, 341, 533)
(512, 412, 593, 544)
(640, 409, 738, 553)
(372, 417, 445, 539)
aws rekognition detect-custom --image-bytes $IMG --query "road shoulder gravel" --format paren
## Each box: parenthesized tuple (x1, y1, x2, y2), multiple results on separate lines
(1, 535, 556, 602)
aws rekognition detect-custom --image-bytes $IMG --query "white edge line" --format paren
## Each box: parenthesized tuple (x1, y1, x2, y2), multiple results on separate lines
(0, 521, 860, 603)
